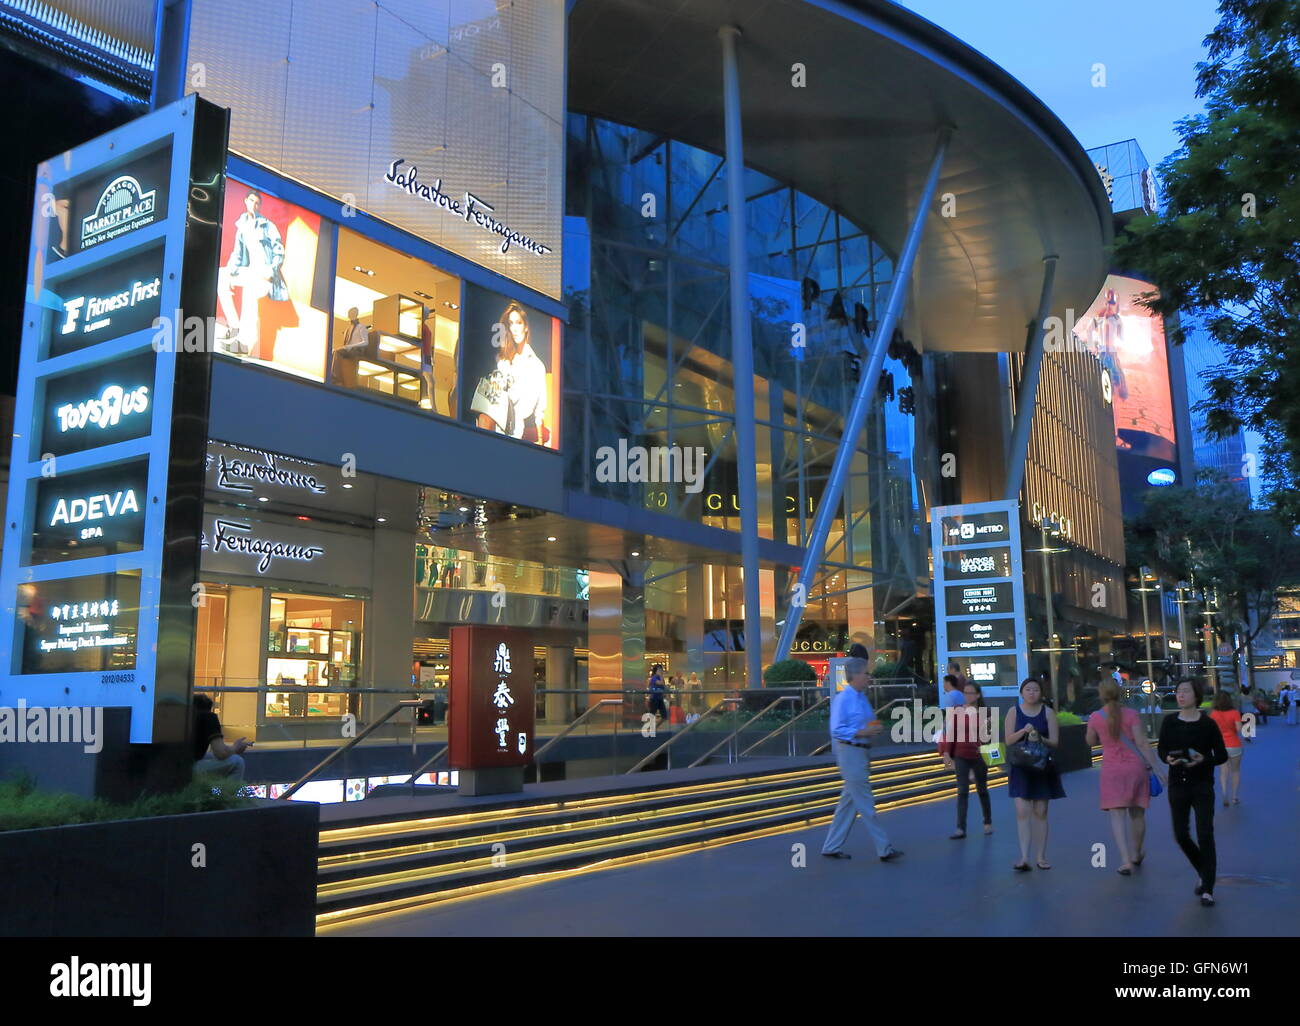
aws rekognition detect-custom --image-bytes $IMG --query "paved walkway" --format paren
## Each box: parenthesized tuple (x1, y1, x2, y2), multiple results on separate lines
(331, 723, 1300, 937)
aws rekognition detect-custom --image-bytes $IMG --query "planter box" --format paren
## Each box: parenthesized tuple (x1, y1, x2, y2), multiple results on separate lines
(1054, 723, 1093, 774)
(0, 800, 318, 937)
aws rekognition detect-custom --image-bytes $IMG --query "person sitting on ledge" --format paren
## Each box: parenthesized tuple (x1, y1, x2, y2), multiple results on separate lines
(192, 694, 251, 782)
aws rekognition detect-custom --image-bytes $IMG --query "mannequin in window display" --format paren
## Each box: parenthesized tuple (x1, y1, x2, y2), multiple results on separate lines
(439, 548, 458, 588)
(472, 302, 549, 444)
(420, 309, 436, 410)
(331, 306, 369, 387)
(217, 190, 288, 357)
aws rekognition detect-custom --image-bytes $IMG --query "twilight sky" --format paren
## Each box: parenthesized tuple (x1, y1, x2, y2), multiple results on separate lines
(898, 0, 1224, 168)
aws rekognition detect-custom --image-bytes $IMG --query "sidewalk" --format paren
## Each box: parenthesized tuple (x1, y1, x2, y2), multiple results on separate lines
(331, 722, 1300, 937)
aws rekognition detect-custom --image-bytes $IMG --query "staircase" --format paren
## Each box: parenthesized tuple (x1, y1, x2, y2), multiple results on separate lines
(315, 748, 1012, 931)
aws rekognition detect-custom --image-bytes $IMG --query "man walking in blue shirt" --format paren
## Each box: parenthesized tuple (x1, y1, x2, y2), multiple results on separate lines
(822, 658, 904, 862)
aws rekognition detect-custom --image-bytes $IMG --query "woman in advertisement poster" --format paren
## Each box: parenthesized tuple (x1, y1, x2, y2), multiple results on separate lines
(474, 302, 549, 445)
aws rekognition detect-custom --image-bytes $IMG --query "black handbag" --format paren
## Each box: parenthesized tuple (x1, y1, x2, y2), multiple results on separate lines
(1007, 736, 1051, 771)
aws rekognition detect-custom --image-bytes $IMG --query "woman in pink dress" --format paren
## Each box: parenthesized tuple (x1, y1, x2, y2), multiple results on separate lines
(1086, 681, 1167, 875)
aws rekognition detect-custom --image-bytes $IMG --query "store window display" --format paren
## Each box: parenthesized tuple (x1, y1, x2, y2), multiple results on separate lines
(332, 229, 460, 414)
(266, 593, 362, 719)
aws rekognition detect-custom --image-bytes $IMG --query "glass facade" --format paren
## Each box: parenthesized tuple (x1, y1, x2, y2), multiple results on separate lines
(562, 115, 934, 676)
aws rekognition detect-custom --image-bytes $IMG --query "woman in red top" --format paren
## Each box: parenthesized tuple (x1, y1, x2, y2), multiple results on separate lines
(939, 681, 993, 839)
(1209, 690, 1244, 806)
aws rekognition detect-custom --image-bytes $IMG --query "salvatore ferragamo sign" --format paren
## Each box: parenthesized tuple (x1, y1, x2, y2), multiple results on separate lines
(383, 159, 552, 257)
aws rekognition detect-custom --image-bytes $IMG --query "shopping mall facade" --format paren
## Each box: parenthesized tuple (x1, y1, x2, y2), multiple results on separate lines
(1, 0, 1145, 751)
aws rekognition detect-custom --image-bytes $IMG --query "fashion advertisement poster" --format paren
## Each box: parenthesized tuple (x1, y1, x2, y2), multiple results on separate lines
(459, 283, 561, 450)
(1071, 274, 1177, 459)
(216, 178, 331, 381)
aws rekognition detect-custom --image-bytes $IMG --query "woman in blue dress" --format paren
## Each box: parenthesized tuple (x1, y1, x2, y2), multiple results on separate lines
(1005, 677, 1066, 871)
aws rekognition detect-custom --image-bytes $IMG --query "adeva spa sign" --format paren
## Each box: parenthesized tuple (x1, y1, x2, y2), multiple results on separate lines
(384, 159, 552, 257)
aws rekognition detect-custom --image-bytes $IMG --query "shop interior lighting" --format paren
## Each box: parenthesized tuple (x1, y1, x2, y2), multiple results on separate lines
(257, 496, 269, 502)
(352, 265, 375, 276)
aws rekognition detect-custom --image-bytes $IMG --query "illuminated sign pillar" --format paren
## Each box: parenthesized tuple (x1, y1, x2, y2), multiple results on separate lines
(930, 500, 1029, 700)
(0, 95, 229, 751)
(448, 625, 535, 795)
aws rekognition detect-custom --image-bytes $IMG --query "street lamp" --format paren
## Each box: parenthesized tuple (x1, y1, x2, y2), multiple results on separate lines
(1131, 567, 1160, 686)
(1029, 518, 1071, 706)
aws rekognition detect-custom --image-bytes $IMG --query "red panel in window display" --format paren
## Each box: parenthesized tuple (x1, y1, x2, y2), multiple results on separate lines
(448, 625, 535, 769)
(216, 178, 330, 379)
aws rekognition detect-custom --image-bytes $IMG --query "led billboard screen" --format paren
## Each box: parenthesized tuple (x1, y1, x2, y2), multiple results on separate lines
(1072, 274, 1177, 461)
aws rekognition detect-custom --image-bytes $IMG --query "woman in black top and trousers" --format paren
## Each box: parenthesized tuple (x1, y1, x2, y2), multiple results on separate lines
(1158, 679, 1229, 906)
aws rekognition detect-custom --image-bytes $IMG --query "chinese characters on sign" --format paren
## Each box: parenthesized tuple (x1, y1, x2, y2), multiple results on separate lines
(448, 626, 535, 771)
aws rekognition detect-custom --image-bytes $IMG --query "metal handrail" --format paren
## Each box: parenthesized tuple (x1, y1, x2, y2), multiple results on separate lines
(281, 700, 422, 799)
(625, 698, 741, 774)
(809, 697, 911, 757)
(407, 744, 450, 793)
(738, 695, 831, 758)
(533, 700, 624, 761)
(688, 696, 799, 768)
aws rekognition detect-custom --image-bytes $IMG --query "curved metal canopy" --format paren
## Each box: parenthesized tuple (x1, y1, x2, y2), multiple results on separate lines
(568, 0, 1113, 352)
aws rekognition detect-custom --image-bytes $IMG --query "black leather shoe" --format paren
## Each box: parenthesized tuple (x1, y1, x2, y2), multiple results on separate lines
(821, 851, 851, 860)
(879, 848, 904, 862)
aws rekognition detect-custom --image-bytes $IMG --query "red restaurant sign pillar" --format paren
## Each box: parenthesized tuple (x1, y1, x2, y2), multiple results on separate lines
(449, 625, 535, 794)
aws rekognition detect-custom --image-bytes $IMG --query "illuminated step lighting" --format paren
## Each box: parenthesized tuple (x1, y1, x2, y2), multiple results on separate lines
(316, 775, 1014, 931)
(320, 771, 984, 895)
(322, 761, 940, 850)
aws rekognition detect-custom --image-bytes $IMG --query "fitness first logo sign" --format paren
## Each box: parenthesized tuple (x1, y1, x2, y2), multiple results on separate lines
(81, 175, 158, 250)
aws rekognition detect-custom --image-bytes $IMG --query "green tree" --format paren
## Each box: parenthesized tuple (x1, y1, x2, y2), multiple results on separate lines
(1111, 0, 1300, 517)
(1126, 473, 1300, 688)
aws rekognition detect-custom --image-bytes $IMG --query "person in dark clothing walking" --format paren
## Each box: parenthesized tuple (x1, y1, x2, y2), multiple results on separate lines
(939, 681, 993, 839)
(1158, 679, 1229, 906)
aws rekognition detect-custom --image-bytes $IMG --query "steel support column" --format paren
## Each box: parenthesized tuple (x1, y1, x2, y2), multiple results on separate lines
(719, 26, 764, 688)
(775, 127, 951, 662)
(150, 0, 193, 109)
(1003, 255, 1059, 501)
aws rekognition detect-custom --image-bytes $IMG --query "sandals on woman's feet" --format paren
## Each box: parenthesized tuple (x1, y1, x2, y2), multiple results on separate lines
(1013, 862, 1031, 872)
(1036, 861, 1052, 870)
(1117, 865, 1133, 876)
